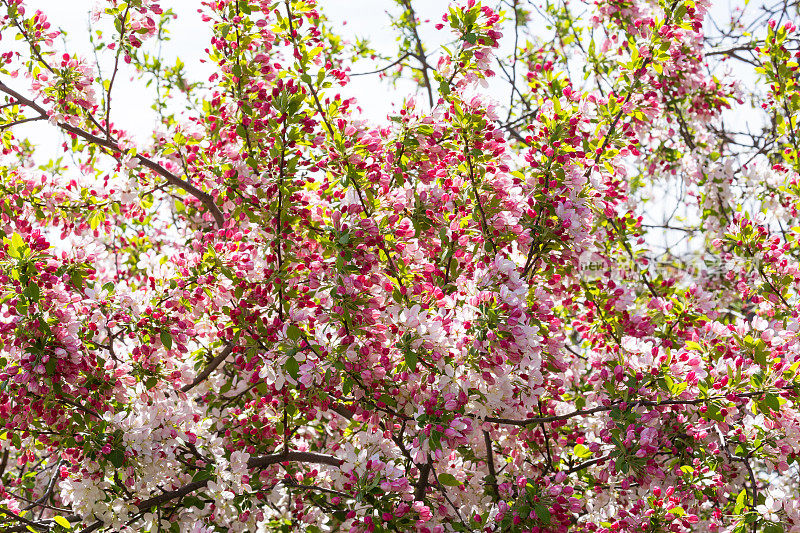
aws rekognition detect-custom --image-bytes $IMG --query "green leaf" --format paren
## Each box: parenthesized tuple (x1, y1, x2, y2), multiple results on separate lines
(71, 270, 84, 291)
(287, 325, 302, 341)
(438, 79, 451, 97)
(89, 211, 105, 230)
(667, 506, 685, 517)
(533, 502, 551, 524)
(183, 495, 206, 510)
(404, 349, 418, 370)
(107, 449, 124, 468)
(764, 392, 781, 412)
(684, 340, 702, 351)
(392, 288, 402, 303)
(54, 515, 72, 529)
(734, 488, 747, 514)
(573, 443, 591, 459)
(10, 232, 24, 258)
(192, 469, 212, 483)
(668, 378, 688, 397)
(378, 394, 397, 407)
(160, 331, 173, 350)
(438, 473, 461, 486)
(704, 403, 724, 422)
(285, 356, 300, 380)
(24, 283, 39, 302)
(753, 342, 768, 366)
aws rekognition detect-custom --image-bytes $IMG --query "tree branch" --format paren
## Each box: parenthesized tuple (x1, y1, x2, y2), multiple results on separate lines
(78, 450, 343, 532)
(484, 387, 796, 426)
(180, 342, 236, 393)
(0, 80, 224, 227)
(483, 430, 500, 500)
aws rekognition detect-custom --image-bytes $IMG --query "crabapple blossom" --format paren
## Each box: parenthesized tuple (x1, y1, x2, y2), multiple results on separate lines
(0, 0, 798, 531)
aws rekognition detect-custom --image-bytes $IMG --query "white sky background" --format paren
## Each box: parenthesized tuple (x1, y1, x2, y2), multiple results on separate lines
(15, 0, 452, 154)
(11, 0, 772, 263)
(14, 0, 764, 161)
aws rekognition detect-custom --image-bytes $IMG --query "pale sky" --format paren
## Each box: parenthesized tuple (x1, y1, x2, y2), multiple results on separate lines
(10, 0, 766, 233)
(2, 0, 775, 274)
(15, 0, 450, 147)
(14, 0, 761, 141)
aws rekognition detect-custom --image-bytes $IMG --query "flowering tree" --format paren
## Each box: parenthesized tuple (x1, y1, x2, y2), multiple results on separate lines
(0, 0, 798, 531)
